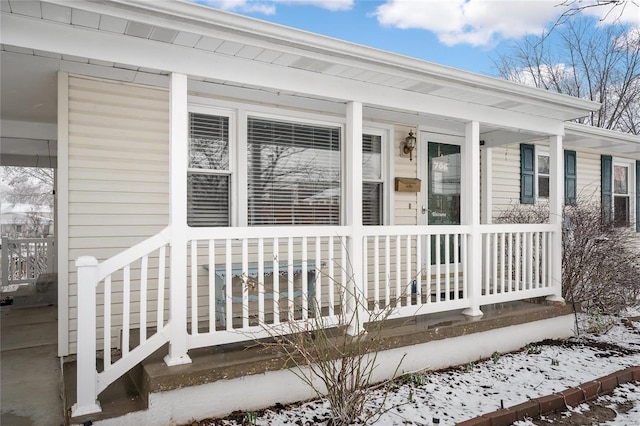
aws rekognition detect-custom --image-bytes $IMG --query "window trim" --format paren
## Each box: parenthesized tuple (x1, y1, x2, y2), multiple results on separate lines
(611, 157, 636, 229)
(186, 106, 236, 227)
(535, 146, 550, 200)
(362, 126, 391, 226)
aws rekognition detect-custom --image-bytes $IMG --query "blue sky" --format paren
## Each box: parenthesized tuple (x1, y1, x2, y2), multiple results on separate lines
(191, 0, 639, 77)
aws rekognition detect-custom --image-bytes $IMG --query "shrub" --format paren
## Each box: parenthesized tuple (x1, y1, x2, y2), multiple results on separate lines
(496, 200, 640, 315)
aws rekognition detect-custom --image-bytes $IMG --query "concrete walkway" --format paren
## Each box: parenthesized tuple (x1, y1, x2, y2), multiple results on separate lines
(1, 305, 64, 426)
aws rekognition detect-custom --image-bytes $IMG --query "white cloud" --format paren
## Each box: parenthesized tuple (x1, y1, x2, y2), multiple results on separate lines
(195, 0, 354, 15)
(374, 0, 569, 47)
(576, 0, 640, 27)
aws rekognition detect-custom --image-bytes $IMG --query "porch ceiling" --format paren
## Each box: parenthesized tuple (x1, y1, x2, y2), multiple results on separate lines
(1, 0, 598, 126)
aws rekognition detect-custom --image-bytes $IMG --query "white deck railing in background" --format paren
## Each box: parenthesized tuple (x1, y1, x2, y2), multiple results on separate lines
(1, 237, 54, 289)
(72, 223, 559, 416)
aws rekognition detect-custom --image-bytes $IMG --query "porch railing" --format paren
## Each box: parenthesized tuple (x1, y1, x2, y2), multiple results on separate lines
(1, 236, 54, 289)
(72, 223, 559, 416)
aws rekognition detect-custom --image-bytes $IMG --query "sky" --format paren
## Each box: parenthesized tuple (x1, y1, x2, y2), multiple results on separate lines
(190, 0, 640, 77)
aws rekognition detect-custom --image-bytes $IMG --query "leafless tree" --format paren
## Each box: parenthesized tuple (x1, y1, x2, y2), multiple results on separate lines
(556, 0, 638, 26)
(493, 17, 640, 134)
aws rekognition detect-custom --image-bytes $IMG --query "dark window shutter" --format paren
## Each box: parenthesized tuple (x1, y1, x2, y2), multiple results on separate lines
(564, 150, 577, 205)
(601, 155, 613, 223)
(520, 144, 535, 204)
(636, 160, 640, 232)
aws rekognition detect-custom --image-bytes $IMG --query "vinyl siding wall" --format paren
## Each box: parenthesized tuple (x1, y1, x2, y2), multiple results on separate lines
(490, 143, 603, 221)
(66, 75, 169, 353)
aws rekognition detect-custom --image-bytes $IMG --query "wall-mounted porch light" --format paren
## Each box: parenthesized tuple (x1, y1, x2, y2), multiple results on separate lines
(402, 130, 417, 161)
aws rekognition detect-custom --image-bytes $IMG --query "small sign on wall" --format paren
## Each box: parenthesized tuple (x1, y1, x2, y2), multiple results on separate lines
(395, 178, 421, 192)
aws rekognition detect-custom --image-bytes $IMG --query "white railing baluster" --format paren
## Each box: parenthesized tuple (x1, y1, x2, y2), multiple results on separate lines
(534, 232, 539, 289)
(104, 275, 112, 369)
(461, 234, 468, 299)
(384, 235, 390, 307)
(453, 234, 459, 300)
(288, 238, 294, 321)
(191, 241, 198, 335)
(426, 235, 432, 303)
(258, 238, 265, 325)
(341, 241, 347, 317)
(373, 236, 380, 311)
(363, 236, 369, 310)
(328, 236, 334, 317)
(242, 238, 249, 329)
(315, 237, 321, 315)
(444, 234, 450, 301)
(301, 237, 308, 320)
(157, 245, 166, 329)
(208, 240, 215, 332)
(483, 233, 490, 294)
(225, 239, 232, 330)
(435, 235, 441, 302)
(492, 233, 498, 295)
(140, 255, 148, 343)
(395, 235, 401, 305)
(507, 232, 513, 292)
(416, 233, 422, 305)
(405, 235, 411, 306)
(273, 238, 280, 325)
(514, 233, 521, 291)
(123, 265, 130, 357)
(499, 233, 505, 294)
(542, 232, 548, 287)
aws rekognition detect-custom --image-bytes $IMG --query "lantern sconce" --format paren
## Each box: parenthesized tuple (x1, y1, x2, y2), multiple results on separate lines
(401, 129, 417, 161)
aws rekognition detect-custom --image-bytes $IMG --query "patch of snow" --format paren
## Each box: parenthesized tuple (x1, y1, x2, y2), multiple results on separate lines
(205, 311, 640, 426)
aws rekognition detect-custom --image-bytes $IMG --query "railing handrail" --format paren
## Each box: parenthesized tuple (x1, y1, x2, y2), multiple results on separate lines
(97, 226, 171, 281)
(480, 223, 556, 233)
(186, 225, 350, 241)
(362, 224, 473, 236)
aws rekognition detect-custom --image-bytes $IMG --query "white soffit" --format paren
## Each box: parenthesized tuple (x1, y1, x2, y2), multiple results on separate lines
(565, 123, 640, 160)
(3, 0, 599, 124)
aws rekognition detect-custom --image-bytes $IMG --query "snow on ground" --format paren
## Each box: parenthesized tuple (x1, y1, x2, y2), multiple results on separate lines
(204, 312, 640, 426)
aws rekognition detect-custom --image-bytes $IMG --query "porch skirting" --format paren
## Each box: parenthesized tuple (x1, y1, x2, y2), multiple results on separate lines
(74, 305, 575, 426)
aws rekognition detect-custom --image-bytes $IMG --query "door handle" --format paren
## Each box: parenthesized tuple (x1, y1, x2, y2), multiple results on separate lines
(421, 205, 427, 214)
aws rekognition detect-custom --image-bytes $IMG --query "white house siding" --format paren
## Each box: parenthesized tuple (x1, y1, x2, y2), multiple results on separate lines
(491, 144, 521, 221)
(394, 125, 419, 226)
(66, 75, 169, 353)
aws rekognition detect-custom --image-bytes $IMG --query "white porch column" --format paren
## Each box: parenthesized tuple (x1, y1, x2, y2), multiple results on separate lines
(481, 146, 493, 224)
(71, 256, 101, 416)
(547, 134, 565, 304)
(461, 121, 483, 317)
(345, 101, 364, 335)
(164, 72, 192, 366)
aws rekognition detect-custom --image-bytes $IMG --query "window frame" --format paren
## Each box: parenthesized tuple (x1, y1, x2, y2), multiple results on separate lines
(186, 100, 394, 228)
(535, 147, 550, 200)
(611, 158, 636, 229)
(186, 105, 235, 227)
(362, 126, 390, 226)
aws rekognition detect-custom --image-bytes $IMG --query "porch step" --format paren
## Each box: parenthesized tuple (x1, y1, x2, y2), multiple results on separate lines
(64, 300, 576, 425)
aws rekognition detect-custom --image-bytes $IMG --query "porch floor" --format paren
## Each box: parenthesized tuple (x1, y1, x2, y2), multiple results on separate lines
(64, 299, 575, 425)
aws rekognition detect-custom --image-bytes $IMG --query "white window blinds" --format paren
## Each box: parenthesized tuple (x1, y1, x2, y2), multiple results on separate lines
(187, 113, 230, 227)
(247, 117, 341, 225)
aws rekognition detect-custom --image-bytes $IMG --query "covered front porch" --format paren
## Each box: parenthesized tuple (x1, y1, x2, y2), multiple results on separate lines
(68, 71, 573, 416)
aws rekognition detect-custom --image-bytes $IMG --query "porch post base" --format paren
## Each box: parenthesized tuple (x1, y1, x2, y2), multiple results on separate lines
(545, 294, 566, 306)
(71, 401, 102, 417)
(164, 354, 192, 367)
(345, 322, 367, 337)
(461, 307, 483, 318)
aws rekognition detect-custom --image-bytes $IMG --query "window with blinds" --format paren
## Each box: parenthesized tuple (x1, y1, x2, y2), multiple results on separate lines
(363, 134, 383, 225)
(187, 113, 231, 227)
(247, 117, 341, 225)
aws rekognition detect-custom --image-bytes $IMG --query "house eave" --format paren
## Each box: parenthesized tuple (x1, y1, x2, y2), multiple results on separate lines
(46, 0, 600, 122)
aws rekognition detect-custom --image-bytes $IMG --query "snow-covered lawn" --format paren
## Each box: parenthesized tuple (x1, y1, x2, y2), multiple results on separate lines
(194, 310, 640, 425)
